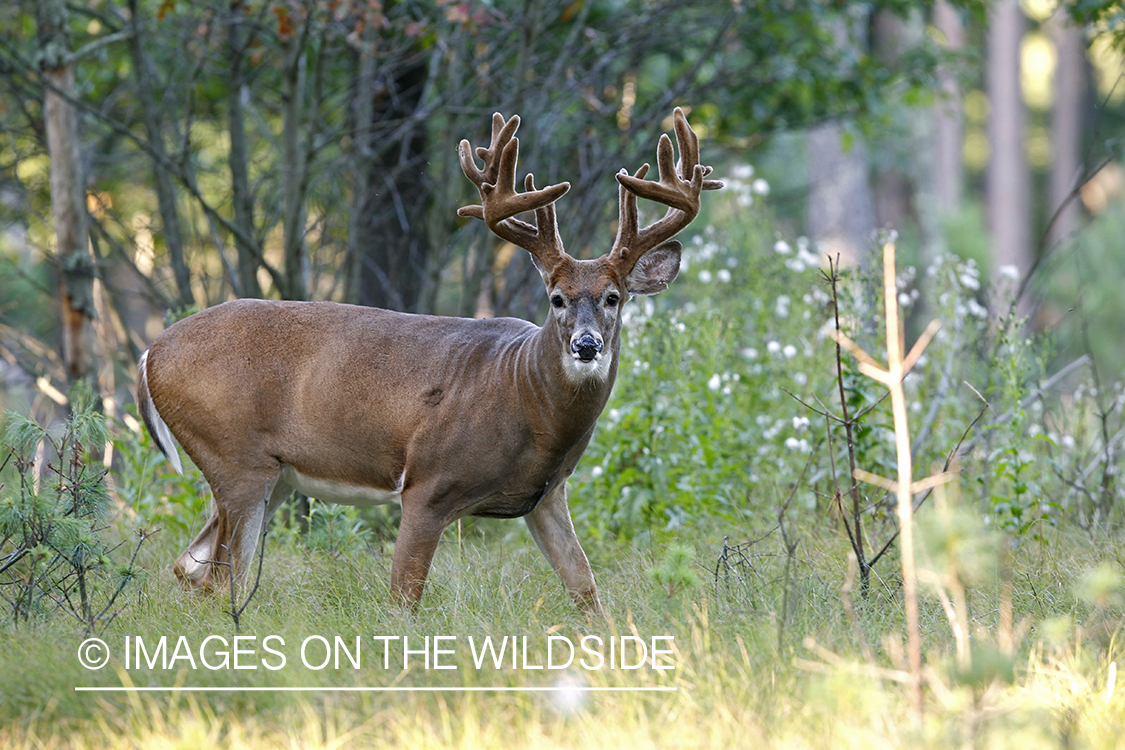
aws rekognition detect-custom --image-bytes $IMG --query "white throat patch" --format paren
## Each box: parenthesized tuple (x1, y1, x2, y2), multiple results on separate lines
(562, 349, 613, 383)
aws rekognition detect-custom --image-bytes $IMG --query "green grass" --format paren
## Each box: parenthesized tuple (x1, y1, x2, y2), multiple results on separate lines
(4, 511, 1125, 748)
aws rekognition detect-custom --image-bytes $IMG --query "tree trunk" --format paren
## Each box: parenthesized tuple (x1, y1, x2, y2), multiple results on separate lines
(808, 123, 876, 266)
(872, 11, 916, 234)
(128, 0, 193, 308)
(227, 0, 262, 298)
(350, 55, 431, 313)
(932, 0, 965, 216)
(807, 13, 876, 266)
(281, 27, 309, 301)
(986, 0, 1030, 286)
(38, 0, 95, 383)
(1049, 15, 1086, 245)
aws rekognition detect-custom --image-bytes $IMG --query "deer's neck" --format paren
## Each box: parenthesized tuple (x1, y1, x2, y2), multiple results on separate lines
(516, 318, 619, 447)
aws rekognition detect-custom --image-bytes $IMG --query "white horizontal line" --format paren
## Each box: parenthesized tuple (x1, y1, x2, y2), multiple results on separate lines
(75, 686, 677, 693)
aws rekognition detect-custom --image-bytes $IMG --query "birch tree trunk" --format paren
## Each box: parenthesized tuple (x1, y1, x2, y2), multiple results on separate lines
(37, 0, 96, 383)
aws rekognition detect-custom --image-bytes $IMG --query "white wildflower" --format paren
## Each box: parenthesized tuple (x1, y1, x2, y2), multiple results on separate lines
(998, 264, 1020, 282)
(708, 373, 722, 392)
(767, 340, 781, 354)
(783, 344, 797, 359)
(591, 466, 604, 478)
(741, 347, 758, 360)
(797, 248, 821, 267)
(751, 178, 770, 195)
(698, 269, 713, 284)
(717, 269, 731, 283)
(774, 240, 791, 255)
(793, 372, 808, 386)
(793, 416, 810, 430)
(730, 164, 755, 180)
(775, 295, 790, 318)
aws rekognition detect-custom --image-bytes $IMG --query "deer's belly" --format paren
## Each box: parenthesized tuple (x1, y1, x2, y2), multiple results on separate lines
(280, 464, 402, 506)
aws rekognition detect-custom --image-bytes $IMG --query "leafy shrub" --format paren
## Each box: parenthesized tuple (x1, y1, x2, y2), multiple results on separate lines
(572, 180, 1125, 565)
(112, 404, 209, 536)
(0, 385, 146, 633)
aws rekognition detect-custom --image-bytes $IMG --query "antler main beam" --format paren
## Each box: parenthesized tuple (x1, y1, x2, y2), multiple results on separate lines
(611, 108, 724, 270)
(458, 113, 570, 267)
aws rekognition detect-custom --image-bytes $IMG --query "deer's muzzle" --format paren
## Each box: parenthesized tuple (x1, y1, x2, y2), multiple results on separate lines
(571, 333, 604, 362)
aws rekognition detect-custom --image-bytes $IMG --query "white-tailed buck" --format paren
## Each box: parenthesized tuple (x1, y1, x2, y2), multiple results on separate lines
(136, 108, 721, 614)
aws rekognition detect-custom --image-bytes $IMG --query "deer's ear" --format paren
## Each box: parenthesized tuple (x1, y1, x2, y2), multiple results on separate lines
(528, 251, 551, 286)
(624, 240, 681, 296)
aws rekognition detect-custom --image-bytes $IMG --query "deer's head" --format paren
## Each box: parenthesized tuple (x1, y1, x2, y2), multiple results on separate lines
(458, 108, 723, 382)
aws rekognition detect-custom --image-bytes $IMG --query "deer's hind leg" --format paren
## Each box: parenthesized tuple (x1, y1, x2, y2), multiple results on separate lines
(175, 466, 292, 591)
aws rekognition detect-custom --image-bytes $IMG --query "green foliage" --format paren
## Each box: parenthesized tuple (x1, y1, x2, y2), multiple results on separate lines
(980, 310, 1052, 538)
(304, 499, 371, 557)
(647, 543, 700, 601)
(0, 384, 145, 633)
(112, 405, 207, 536)
(163, 305, 201, 327)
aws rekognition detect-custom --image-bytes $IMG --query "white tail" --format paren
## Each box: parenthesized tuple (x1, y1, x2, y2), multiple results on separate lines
(136, 109, 721, 614)
(136, 350, 183, 476)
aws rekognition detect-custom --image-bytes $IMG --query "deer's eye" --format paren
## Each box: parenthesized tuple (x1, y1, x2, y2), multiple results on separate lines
(605, 293, 620, 307)
(551, 295, 565, 309)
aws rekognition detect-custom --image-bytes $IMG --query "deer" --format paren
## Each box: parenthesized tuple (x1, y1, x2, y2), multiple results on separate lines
(135, 108, 721, 616)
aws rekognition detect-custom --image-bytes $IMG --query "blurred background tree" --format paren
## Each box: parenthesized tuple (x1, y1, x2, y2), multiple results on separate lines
(0, 0, 1122, 419)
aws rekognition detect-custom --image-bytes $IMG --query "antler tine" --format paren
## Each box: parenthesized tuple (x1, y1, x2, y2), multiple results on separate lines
(458, 112, 519, 191)
(611, 108, 724, 269)
(458, 113, 571, 267)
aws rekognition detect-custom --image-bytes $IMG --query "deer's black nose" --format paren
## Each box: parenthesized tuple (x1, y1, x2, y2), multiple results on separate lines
(572, 334, 603, 361)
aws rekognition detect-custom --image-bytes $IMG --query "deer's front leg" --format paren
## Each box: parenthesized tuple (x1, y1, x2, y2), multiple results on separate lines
(390, 497, 446, 611)
(525, 483, 603, 617)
